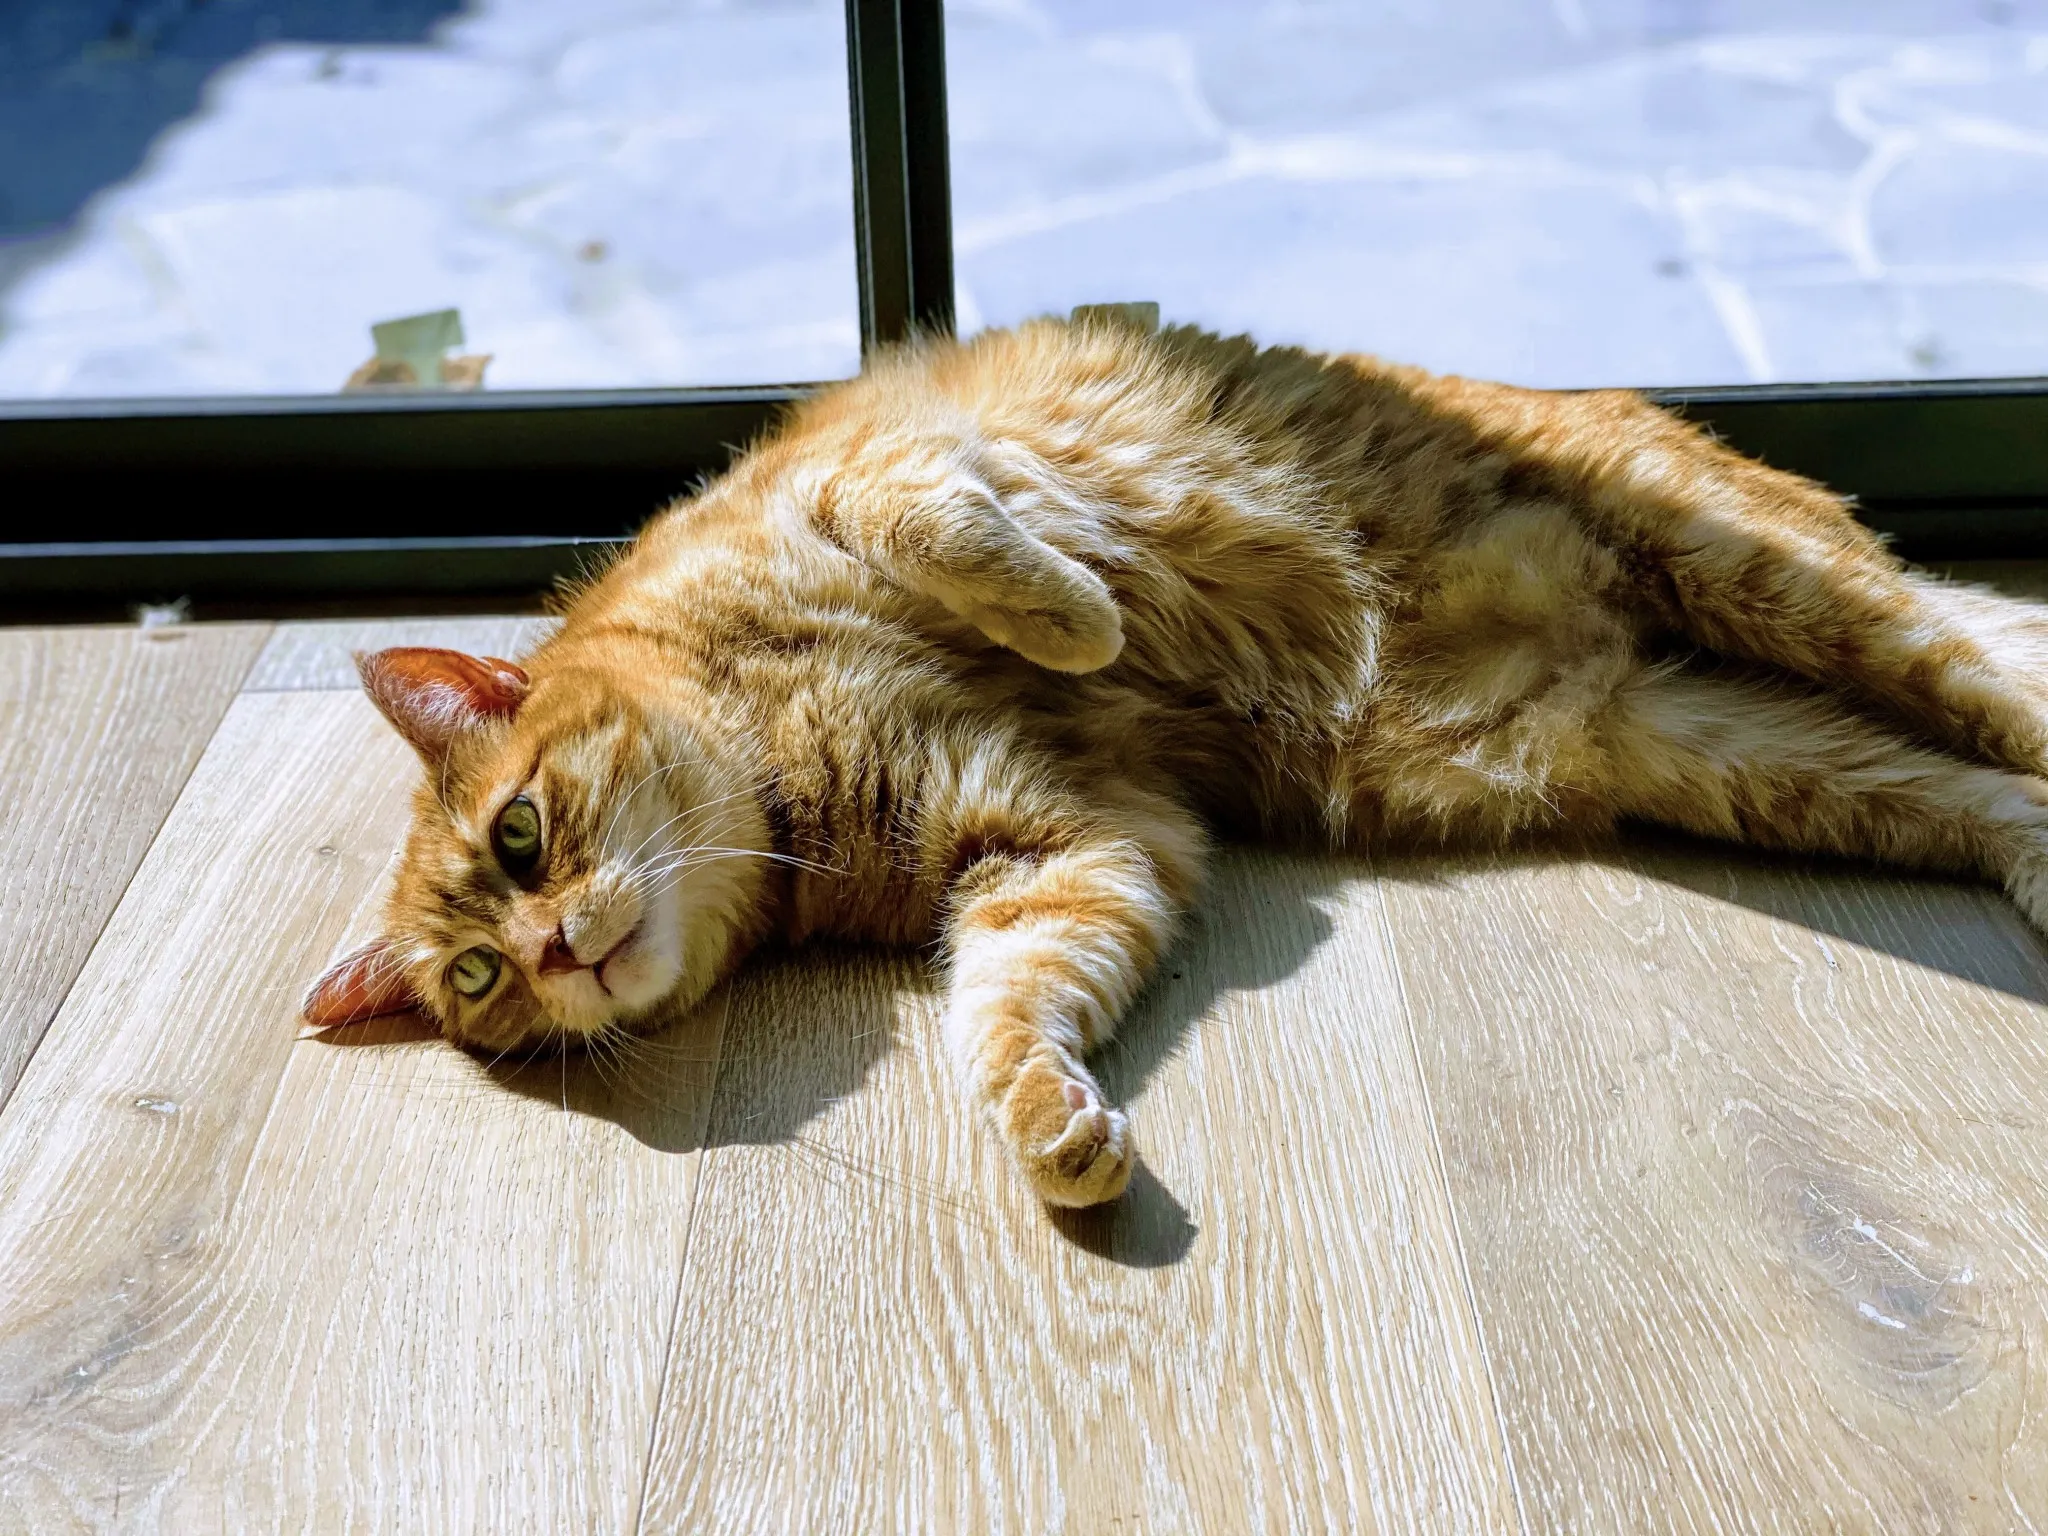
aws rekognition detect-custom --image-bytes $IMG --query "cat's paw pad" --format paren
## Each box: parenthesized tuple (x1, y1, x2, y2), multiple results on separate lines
(1003, 1065, 1134, 1208)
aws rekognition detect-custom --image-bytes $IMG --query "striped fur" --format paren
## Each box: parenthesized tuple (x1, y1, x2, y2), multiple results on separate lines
(309, 317, 2048, 1208)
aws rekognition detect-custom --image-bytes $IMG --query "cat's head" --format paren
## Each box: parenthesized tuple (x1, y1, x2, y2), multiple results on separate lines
(302, 646, 766, 1054)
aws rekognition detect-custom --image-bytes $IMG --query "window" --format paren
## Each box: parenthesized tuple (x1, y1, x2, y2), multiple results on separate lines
(0, 0, 2043, 607)
(0, 0, 860, 398)
(946, 1, 2048, 389)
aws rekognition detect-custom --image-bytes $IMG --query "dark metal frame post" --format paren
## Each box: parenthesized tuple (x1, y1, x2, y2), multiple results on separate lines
(845, 0, 956, 348)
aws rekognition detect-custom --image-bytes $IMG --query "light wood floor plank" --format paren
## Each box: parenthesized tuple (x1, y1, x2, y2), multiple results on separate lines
(640, 851, 1523, 1536)
(1382, 839, 2048, 1532)
(0, 691, 724, 1533)
(245, 616, 555, 692)
(0, 623, 270, 1111)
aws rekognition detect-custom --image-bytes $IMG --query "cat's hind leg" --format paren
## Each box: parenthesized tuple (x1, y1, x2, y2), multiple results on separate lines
(1614, 450, 2048, 779)
(1416, 374, 2048, 777)
(939, 779, 1206, 1207)
(1597, 665, 2048, 934)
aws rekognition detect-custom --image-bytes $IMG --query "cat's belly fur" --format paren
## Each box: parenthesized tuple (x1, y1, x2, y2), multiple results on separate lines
(633, 489, 1655, 954)
(1055, 492, 1652, 851)
(590, 324, 1689, 945)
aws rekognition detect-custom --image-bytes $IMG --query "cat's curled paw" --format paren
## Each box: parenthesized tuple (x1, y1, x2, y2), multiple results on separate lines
(1002, 1062, 1134, 1208)
(896, 480, 1125, 674)
(963, 580, 1123, 676)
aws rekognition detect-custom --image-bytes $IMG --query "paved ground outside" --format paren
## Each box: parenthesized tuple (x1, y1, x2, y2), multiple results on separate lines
(1, 0, 2044, 397)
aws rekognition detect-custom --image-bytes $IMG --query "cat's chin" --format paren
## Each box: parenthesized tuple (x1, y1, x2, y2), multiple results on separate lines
(588, 923, 679, 1017)
(530, 967, 674, 1043)
(533, 870, 694, 1034)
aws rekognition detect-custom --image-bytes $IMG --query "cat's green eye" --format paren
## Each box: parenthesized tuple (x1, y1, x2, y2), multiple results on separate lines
(493, 795, 542, 872)
(448, 945, 501, 998)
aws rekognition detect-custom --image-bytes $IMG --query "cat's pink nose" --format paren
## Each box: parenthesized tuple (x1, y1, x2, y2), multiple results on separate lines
(537, 930, 584, 976)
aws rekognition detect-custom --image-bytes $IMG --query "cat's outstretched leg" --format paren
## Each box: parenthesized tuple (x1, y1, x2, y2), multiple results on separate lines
(1411, 373, 2048, 776)
(940, 782, 1205, 1207)
(1595, 665, 2048, 931)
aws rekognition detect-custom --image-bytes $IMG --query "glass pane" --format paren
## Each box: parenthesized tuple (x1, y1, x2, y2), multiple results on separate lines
(946, 2, 2048, 388)
(0, 0, 859, 398)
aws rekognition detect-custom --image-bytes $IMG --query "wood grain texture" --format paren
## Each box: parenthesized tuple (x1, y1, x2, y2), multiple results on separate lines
(641, 851, 1522, 1536)
(0, 691, 723, 1534)
(23, 565, 2048, 1532)
(1383, 838, 2048, 1532)
(0, 622, 269, 1111)
(245, 615, 557, 692)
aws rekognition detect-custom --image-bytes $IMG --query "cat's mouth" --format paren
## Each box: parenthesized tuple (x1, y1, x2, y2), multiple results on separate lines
(592, 923, 643, 995)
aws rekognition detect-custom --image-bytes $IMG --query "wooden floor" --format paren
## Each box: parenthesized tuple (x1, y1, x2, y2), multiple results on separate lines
(8, 572, 2048, 1532)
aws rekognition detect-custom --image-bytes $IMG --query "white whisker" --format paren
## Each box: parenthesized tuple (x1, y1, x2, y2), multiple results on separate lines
(615, 786, 754, 866)
(597, 758, 704, 852)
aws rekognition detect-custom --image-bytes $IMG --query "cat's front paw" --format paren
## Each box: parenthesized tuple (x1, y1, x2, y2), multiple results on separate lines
(962, 583, 1123, 675)
(912, 482, 1124, 674)
(1001, 1062, 1134, 1208)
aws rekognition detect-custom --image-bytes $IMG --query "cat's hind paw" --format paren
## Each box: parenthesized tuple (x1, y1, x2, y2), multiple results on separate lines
(1003, 1065, 1134, 1208)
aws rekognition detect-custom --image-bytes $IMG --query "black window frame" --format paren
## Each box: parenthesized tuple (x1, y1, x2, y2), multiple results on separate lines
(2, 0, 2045, 609)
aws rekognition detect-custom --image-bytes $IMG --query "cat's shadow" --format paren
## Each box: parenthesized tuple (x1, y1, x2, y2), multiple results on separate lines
(455, 851, 1345, 1270)
(320, 830, 2048, 1271)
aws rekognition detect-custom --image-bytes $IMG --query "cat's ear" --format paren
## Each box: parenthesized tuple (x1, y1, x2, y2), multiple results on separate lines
(303, 938, 417, 1028)
(355, 647, 530, 768)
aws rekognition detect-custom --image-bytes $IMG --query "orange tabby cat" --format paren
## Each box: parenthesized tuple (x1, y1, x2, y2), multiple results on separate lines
(307, 316, 2048, 1208)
